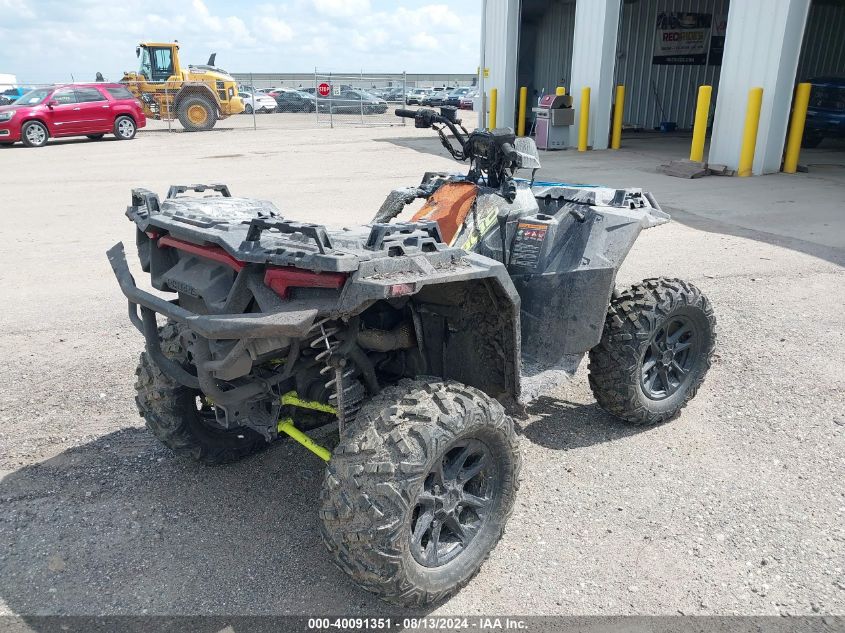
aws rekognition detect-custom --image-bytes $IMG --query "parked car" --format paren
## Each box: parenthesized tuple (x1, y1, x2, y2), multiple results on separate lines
(0, 87, 27, 105)
(445, 87, 472, 107)
(459, 90, 478, 110)
(274, 88, 317, 113)
(380, 88, 406, 102)
(422, 92, 447, 107)
(421, 88, 453, 107)
(238, 91, 277, 114)
(0, 83, 146, 148)
(2, 87, 26, 101)
(325, 90, 388, 114)
(803, 76, 845, 148)
(406, 89, 429, 105)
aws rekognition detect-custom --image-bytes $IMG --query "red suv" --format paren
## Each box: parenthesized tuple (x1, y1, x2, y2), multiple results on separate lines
(0, 83, 146, 148)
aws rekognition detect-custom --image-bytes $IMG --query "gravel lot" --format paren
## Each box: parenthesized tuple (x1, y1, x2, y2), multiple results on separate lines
(0, 116, 843, 618)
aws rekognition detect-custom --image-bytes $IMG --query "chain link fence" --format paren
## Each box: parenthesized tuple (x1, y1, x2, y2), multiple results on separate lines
(2, 72, 477, 136)
(312, 72, 408, 127)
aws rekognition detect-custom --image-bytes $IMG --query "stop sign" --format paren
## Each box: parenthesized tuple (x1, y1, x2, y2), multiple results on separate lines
(318, 83, 331, 97)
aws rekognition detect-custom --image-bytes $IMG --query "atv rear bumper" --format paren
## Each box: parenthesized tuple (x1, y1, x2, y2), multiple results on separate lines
(107, 242, 319, 340)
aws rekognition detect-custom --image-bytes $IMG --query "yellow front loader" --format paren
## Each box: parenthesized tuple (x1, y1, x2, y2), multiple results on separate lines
(122, 42, 243, 131)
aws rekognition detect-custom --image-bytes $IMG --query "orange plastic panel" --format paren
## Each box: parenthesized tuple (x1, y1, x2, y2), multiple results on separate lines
(411, 182, 478, 245)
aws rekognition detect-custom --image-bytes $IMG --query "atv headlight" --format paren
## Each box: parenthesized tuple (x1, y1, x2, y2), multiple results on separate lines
(0, 112, 13, 122)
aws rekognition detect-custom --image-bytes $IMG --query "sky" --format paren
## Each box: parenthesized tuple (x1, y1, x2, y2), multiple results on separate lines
(0, 0, 481, 83)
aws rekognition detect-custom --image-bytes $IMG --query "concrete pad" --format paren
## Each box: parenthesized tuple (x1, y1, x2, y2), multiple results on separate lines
(533, 133, 845, 254)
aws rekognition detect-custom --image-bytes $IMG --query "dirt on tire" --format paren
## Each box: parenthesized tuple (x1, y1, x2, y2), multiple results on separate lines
(588, 277, 716, 425)
(134, 322, 266, 464)
(319, 378, 522, 606)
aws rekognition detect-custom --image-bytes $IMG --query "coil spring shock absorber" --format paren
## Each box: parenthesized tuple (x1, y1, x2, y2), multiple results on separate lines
(308, 320, 364, 434)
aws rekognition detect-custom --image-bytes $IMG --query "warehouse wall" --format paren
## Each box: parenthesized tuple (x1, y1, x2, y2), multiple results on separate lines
(532, 1, 577, 100)
(508, 0, 841, 141)
(797, 0, 845, 80)
(709, 0, 811, 174)
(614, 0, 729, 131)
(483, 0, 521, 128)
(516, 0, 728, 132)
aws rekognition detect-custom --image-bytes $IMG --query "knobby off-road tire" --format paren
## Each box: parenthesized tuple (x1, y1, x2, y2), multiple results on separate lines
(320, 379, 521, 606)
(588, 278, 716, 425)
(135, 322, 266, 464)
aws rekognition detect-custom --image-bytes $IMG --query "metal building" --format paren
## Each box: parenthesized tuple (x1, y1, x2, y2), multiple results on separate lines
(482, 0, 845, 174)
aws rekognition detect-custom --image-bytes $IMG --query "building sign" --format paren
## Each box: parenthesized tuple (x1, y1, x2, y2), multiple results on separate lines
(708, 14, 728, 66)
(653, 12, 712, 65)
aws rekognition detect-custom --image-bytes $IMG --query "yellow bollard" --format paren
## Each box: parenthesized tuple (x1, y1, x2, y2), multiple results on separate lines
(611, 85, 625, 150)
(690, 85, 712, 162)
(517, 86, 528, 136)
(578, 87, 590, 151)
(783, 82, 812, 174)
(488, 88, 498, 129)
(738, 87, 764, 177)
(556, 86, 566, 96)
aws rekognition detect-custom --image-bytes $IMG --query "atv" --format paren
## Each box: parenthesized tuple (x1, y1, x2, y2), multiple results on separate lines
(107, 106, 716, 606)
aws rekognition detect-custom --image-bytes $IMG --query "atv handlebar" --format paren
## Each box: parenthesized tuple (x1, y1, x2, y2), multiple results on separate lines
(395, 107, 460, 129)
(395, 107, 468, 160)
(394, 107, 523, 187)
(499, 142, 519, 166)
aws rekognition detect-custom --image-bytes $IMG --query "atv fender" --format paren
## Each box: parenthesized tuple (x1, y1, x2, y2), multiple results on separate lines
(336, 251, 522, 405)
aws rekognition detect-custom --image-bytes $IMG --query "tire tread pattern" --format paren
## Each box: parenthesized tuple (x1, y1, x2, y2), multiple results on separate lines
(134, 322, 265, 465)
(319, 379, 521, 606)
(588, 277, 716, 425)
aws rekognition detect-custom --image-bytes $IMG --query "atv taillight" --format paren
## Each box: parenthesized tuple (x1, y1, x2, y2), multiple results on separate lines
(388, 283, 416, 297)
(264, 268, 347, 299)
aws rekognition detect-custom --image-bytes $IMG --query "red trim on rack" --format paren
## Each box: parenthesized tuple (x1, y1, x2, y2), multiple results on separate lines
(157, 235, 347, 299)
(158, 235, 245, 272)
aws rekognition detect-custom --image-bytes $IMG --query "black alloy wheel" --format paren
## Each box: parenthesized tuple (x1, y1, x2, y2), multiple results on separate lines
(639, 314, 698, 400)
(410, 438, 495, 567)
